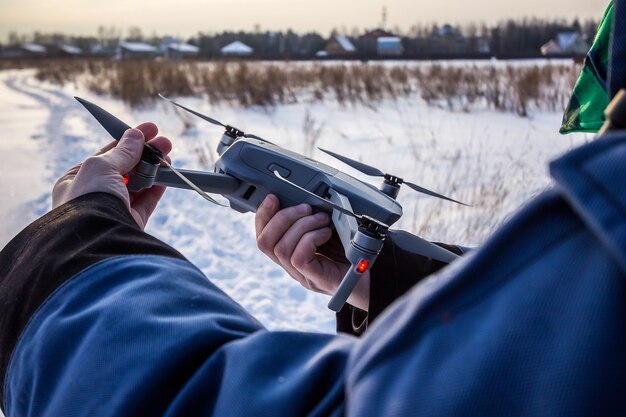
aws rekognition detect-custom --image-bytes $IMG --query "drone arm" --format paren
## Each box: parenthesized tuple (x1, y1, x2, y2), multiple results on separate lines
(328, 227, 384, 312)
(327, 268, 367, 312)
(386, 229, 459, 263)
(327, 189, 358, 254)
(154, 168, 240, 194)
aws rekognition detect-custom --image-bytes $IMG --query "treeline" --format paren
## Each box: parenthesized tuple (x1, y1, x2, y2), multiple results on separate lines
(4, 17, 599, 59)
(489, 18, 598, 56)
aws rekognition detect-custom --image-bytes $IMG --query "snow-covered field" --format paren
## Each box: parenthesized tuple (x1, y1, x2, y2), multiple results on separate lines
(0, 64, 590, 338)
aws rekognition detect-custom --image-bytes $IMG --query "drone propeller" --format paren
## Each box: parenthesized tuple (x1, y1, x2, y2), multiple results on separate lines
(318, 147, 467, 206)
(75, 96, 226, 206)
(158, 94, 268, 142)
(75, 96, 132, 141)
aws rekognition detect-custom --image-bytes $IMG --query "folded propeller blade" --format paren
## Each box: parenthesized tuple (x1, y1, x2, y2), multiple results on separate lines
(243, 133, 265, 141)
(75, 96, 131, 140)
(404, 181, 468, 206)
(318, 147, 385, 177)
(159, 94, 271, 143)
(318, 147, 467, 206)
(75, 96, 225, 207)
(158, 94, 226, 128)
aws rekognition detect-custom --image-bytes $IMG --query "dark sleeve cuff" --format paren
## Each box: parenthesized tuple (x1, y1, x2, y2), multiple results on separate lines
(336, 238, 463, 336)
(369, 240, 463, 323)
(0, 192, 185, 401)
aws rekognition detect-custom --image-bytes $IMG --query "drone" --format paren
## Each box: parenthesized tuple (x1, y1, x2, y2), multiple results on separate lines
(75, 95, 465, 312)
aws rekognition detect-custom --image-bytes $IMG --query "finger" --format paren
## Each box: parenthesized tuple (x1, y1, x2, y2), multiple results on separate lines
(286, 228, 343, 295)
(291, 227, 337, 293)
(96, 140, 117, 156)
(130, 185, 167, 230)
(274, 211, 330, 266)
(255, 194, 280, 236)
(272, 213, 331, 285)
(146, 135, 173, 156)
(136, 122, 158, 141)
(52, 162, 82, 193)
(95, 122, 155, 158)
(256, 202, 310, 263)
(64, 162, 82, 177)
(101, 128, 145, 174)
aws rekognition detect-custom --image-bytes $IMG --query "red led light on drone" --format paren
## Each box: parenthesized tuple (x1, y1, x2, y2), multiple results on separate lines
(123, 176, 129, 185)
(356, 260, 369, 273)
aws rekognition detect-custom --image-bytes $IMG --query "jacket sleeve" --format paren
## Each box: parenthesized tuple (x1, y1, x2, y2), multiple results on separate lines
(336, 238, 464, 335)
(0, 193, 353, 417)
(2, 132, 625, 417)
(0, 192, 188, 397)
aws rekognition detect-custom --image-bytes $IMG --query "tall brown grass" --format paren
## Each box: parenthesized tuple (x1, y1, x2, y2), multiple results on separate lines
(26, 59, 581, 116)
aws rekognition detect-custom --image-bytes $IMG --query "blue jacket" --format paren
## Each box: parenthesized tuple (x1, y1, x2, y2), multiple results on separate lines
(1, 133, 626, 416)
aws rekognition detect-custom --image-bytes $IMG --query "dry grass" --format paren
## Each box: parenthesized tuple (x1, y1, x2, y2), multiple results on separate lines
(415, 63, 578, 116)
(2, 57, 581, 246)
(25, 58, 580, 116)
(301, 108, 324, 157)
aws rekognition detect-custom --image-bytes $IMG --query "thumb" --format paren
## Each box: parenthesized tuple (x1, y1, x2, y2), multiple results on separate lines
(103, 128, 145, 174)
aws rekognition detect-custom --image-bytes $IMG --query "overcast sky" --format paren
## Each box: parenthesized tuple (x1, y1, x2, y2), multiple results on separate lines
(0, 0, 608, 41)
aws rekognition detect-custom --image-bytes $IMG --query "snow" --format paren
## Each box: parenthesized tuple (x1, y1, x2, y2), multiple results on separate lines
(377, 36, 402, 45)
(59, 44, 82, 55)
(119, 42, 158, 53)
(0, 64, 596, 416)
(557, 32, 580, 50)
(167, 43, 200, 54)
(0, 63, 591, 338)
(221, 41, 254, 56)
(335, 35, 356, 52)
(21, 43, 47, 54)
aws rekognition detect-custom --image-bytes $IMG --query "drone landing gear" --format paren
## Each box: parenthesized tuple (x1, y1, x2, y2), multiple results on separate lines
(327, 190, 386, 312)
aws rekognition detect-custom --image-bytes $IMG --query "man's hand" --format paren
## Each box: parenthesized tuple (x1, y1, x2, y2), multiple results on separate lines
(255, 194, 370, 311)
(52, 122, 172, 229)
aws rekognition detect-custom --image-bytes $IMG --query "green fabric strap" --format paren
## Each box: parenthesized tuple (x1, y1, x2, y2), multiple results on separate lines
(560, 2, 613, 134)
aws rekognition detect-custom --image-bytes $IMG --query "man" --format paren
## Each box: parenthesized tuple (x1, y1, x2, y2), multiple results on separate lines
(256, 2, 616, 335)
(0, 4, 623, 417)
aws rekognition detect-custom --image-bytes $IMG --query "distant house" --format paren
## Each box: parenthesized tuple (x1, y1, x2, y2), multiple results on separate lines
(90, 44, 116, 58)
(474, 37, 491, 54)
(221, 41, 254, 57)
(434, 24, 463, 39)
(430, 24, 466, 54)
(541, 32, 589, 56)
(377, 37, 403, 56)
(318, 35, 356, 57)
(362, 28, 394, 40)
(357, 29, 392, 56)
(118, 42, 160, 59)
(1, 43, 48, 58)
(165, 43, 200, 59)
(22, 43, 48, 57)
(56, 44, 83, 58)
(540, 40, 562, 55)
